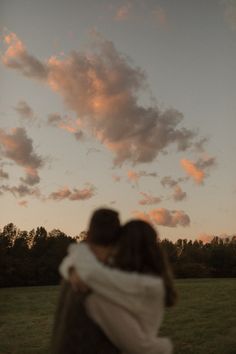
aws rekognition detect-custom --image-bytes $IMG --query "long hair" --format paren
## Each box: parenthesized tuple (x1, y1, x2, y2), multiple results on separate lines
(114, 220, 177, 307)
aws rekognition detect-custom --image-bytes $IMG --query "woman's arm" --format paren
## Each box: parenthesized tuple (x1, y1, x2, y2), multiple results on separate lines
(59, 243, 164, 312)
(86, 294, 173, 354)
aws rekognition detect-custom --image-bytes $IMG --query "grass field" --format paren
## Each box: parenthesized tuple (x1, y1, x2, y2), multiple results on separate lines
(0, 279, 236, 354)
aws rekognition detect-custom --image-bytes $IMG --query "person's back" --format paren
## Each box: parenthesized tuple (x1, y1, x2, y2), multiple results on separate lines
(52, 281, 119, 354)
(51, 208, 121, 354)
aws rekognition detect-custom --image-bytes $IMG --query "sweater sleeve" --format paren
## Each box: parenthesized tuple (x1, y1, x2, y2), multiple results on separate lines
(59, 243, 164, 313)
(86, 294, 173, 354)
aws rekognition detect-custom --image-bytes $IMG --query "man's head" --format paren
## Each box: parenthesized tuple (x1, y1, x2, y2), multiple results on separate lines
(87, 208, 120, 246)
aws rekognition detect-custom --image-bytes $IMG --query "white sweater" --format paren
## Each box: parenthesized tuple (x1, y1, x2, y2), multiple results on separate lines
(59, 243, 173, 354)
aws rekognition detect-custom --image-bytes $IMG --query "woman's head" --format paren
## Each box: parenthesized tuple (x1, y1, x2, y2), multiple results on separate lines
(115, 219, 177, 307)
(115, 220, 160, 274)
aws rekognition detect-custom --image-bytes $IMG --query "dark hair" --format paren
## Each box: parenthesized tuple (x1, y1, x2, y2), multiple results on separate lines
(87, 208, 120, 246)
(115, 220, 177, 307)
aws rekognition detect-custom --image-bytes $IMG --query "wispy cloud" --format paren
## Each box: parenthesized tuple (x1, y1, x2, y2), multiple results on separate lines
(172, 185, 186, 201)
(0, 127, 44, 185)
(134, 208, 190, 227)
(2, 32, 197, 165)
(2, 32, 48, 79)
(49, 184, 95, 201)
(161, 175, 187, 201)
(14, 100, 35, 121)
(47, 113, 83, 140)
(127, 170, 158, 184)
(181, 156, 216, 184)
(138, 192, 162, 205)
(0, 183, 41, 198)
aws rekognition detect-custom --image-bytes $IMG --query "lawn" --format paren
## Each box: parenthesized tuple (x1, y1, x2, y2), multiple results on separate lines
(0, 279, 236, 354)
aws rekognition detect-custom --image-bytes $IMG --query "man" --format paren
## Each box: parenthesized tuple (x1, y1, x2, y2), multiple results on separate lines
(51, 208, 120, 354)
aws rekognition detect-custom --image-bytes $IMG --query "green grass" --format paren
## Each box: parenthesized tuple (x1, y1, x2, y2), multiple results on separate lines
(0, 279, 236, 354)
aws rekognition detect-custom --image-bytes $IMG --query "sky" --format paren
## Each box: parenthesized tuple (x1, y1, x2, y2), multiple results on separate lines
(0, 0, 236, 242)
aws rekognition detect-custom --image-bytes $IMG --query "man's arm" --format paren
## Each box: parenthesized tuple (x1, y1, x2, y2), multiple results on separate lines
(86, 294, 173, 354)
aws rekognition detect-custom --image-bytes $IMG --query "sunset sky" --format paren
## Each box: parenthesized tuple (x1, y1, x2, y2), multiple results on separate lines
(1, 0, 236, 241)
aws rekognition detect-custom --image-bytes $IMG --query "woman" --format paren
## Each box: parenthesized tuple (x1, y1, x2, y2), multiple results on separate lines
(60, 220, 177, 354)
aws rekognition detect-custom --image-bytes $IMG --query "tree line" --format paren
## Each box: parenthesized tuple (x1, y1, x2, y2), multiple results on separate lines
(0, 223, 236, 287)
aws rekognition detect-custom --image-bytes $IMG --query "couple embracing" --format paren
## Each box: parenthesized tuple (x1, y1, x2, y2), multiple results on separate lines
(51, 208, 177, 354)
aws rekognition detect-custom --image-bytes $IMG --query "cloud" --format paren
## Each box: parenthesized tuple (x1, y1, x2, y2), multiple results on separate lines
(161, 176, 179, 188)
(127, 170, 158, 183)
(47, 113, 83, 140)
(47, 113, 62, 126)
(139, 192, 162, 205)
(194, 137, 208, 153)
(18, 200, 28, 207)
(152, 5, 168, 28)
(197, 233, 214, 244)
(20, 167, 40, 185)
(134, 207, 190, 227)
(0, 183, 41, 198)
(127, 170, 140, 183)
(173, 185, 186, 201)
(0, 168, 9, 179)
(14, 100, 35, 121)
(180, 156, 215, 184)
(49, 184, 95, 201)
(2, 32, 48, 79)
(2, 32, 197, 165)
(0, 127, 44, 185)
(114, 3, 132, 21)
(224, 0, 236, 30)
(112, 174, 121, 182)
(161, 176, 187, 201)
(181, 159, 204, 184)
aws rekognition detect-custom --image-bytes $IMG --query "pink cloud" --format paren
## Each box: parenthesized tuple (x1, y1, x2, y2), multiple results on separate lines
(181, 156, 215, 184)
(173, 185, 186, 201)
(2, 32, 47, 79)
(181, 159, 204, 184)
(47, 113, 83, 140)
(197, 233, 214, 244)
(127, 170, 158, 183)
(49, 184, 95, 201)
(2, 32, 197, 165)
(139, 192, 162, 205)
(0, 127, 44, 185)
(127, 170, 140, 183)
(134, 208, 190, 227)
